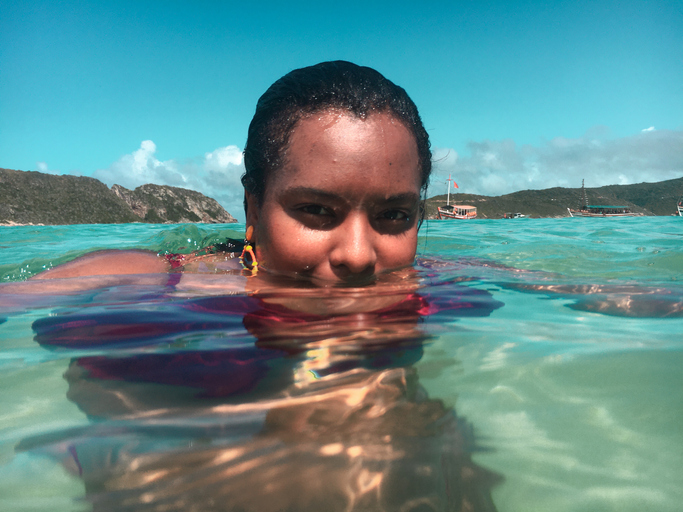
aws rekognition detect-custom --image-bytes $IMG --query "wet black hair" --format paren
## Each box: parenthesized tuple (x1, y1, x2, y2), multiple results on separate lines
(241, 60, 431, 216)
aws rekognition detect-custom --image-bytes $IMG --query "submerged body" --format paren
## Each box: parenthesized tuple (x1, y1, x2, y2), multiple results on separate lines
(2, 218, 683, 511)
(15, 260, 505, 512)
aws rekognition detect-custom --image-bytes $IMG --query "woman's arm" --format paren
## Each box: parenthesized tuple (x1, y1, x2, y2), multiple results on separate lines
(31, 249, 171, 280)
(0, 250, 172, 302)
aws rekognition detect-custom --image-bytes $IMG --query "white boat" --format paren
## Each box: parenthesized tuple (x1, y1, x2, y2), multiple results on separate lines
(567, 206, 642, 217)
(567, 180, 643, 217)
(502, 212, 527, 219)
(436, 174, 477, 220)
(677, 196, 683, 217)
(437, 204, 477, 220)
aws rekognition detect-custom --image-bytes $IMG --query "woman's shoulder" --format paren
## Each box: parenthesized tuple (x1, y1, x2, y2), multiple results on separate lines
(31, 249, 171, 280)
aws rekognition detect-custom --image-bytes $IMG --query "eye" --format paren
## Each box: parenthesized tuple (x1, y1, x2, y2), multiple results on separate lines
(293, 204, 338, 229)
(380, 209, 410, 221)
(374, 207, 417, 234)
(300, 204, 334, 216)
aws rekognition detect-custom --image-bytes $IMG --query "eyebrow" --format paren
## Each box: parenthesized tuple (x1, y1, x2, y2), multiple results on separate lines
(282, 186, 420, 204)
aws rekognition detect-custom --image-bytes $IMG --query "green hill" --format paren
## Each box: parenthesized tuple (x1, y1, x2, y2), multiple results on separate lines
(425, 177, 683, 219)
(0, 168, 237, 225)
(1, 168, 140, 224)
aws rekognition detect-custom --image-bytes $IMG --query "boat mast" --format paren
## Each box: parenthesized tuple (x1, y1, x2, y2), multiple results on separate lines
(446, 174, 453, 206)
(580, 179, 588, 209)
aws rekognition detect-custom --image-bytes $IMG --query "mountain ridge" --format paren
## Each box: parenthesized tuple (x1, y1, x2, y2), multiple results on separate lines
(2, 167, 681, 224)
(0, 168, 237, 225)
(425, 177, 683, 219)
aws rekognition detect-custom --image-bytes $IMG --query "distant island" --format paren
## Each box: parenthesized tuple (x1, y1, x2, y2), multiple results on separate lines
(0, 168, 237, 225)
(424, 176, 683, 219)
(2, 167, 682, 224)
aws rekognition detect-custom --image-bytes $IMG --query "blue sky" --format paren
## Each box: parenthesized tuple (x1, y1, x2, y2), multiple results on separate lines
(2, 0, 682, 221)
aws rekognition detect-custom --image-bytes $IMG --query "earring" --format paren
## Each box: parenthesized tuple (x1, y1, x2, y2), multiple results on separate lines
(239, 225, 258, 273)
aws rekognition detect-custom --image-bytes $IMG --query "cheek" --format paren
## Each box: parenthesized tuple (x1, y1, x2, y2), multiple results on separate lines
(255, 216, 330, 272)
(379, 231, 418, 267)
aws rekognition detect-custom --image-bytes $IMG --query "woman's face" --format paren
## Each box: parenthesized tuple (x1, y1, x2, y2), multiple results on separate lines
(246, 110, 422, 285)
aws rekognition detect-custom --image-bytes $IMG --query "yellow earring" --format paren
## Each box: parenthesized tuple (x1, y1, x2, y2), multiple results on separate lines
(239, 225, 258, 273)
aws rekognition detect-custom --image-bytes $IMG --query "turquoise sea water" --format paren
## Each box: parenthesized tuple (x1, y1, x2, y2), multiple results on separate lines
(0, 218, 681, 511)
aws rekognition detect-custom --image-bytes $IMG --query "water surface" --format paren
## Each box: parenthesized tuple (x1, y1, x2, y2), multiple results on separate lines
(1, 217, 681, 511)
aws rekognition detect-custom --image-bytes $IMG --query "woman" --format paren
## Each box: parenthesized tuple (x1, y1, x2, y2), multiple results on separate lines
(12, 62, 503, 511)
(28, 60, 431, 289)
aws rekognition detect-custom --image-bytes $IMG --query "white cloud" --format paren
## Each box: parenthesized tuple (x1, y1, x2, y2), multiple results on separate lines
(431, 147, 458, 168)
(429, 129, 683, 197)
(35, 161, 61, 175)
(94, 140, 189, 189)
(204, 146, 243, 169)
(94, 141, 247, 221)
(91, 128, 683, 220)
(641, 126, 656, 132)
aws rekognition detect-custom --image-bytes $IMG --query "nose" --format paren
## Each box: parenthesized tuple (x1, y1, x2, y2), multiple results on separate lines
(328, 213, 377, 279)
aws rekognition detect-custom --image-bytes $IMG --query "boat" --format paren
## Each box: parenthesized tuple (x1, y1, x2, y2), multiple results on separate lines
(567, 205, 642, 217)
(567, 180, 643, 217)
(436, 174, 477, 220)
(437, 204, 477, 220)
(502, 212, 527, 219)
(677, 196, 683, 217)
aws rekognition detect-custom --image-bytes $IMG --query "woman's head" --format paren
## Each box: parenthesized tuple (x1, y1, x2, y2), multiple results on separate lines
(241, 61, 431, 284)
(242, 61, 431, 207)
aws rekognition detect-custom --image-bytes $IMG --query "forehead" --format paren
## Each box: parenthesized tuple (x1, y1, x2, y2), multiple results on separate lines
(270, 111, 421, 191)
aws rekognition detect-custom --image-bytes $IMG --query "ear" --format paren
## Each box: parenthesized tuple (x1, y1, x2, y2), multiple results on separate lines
(245, 191, 260, 236)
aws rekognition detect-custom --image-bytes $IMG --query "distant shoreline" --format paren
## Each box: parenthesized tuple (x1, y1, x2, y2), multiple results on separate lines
(0, 221, 238, 227)
(0, 221, 41, 227)
(1, 168, 238, 225)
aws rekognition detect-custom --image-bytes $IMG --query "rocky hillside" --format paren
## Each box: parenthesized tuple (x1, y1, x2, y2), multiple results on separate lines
(425, 177, 683, 219)
(111, 184, 236, 223)
(0, 168, 237, 225)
